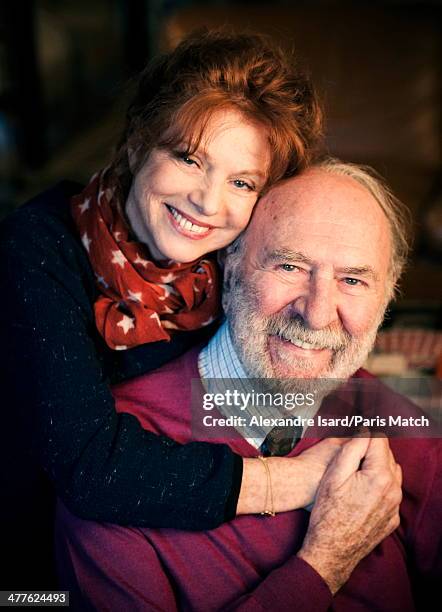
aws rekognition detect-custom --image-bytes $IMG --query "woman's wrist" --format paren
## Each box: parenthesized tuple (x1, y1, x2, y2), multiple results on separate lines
(236, 456, 310, 515)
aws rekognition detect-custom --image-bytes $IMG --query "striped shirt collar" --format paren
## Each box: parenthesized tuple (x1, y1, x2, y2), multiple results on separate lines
(198, 321, 320, 447)
(198, 320, 248, 381)
(198, 321, 317, 448)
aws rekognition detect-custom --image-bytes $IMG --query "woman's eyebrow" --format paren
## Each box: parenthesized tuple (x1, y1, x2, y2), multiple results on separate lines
(231, 168, 267, 179)
(194, 146, 267, 179)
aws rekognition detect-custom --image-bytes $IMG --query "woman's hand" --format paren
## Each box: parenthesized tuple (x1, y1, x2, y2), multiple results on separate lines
(236, 438, 348, 515)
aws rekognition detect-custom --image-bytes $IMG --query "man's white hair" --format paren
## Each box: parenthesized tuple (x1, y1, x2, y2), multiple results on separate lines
(314, 157, 412, 299)
(223, 157, 412, 306)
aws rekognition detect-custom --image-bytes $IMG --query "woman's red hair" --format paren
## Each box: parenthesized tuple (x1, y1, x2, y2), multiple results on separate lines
(111, 29, 323, 197)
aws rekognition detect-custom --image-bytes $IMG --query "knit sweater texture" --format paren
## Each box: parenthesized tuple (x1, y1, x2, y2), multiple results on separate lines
(56, 348, 442, 611)
(0, 183, 241, 545)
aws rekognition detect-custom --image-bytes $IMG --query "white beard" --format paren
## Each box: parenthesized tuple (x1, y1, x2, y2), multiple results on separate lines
(226, 273, 385, 396)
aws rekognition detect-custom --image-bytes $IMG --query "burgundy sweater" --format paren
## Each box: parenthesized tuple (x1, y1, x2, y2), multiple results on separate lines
(56, 348, 442, 611)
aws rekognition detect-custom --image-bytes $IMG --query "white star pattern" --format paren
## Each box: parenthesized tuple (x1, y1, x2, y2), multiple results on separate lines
(127, 290, 142, 303)
(111, 250, 126, 269)
(161, 305, 174, 314)
(117, 315, 135, 334)
(115, 345, 128, 351)
(78, 198, 91, 214)
(82, 233, 92, 252)
(150, 312, 160, 324)
(160, 273, 176, 283)
(163, 320, 179, 330)
(134, 254, 151, 268)
(157, 283, 177, 300)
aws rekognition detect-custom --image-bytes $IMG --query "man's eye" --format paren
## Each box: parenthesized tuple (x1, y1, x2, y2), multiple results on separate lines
(279, 263, 299, 272)
(233, 179, 253, 191)
(343, 277, 361, 286)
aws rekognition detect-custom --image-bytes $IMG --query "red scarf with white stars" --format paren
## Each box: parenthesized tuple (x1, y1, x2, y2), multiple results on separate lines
(70, 170, 220, 350)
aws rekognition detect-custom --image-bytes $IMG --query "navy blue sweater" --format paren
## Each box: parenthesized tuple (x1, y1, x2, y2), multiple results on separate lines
(0, 182, 242, 532)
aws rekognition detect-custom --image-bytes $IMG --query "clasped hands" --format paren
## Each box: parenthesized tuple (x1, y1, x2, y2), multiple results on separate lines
(297, 434, 402, 594)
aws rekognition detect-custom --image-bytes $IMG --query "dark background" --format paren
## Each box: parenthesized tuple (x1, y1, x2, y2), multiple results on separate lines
(0, 0, 440, 589)
(1, 0, 441, 308)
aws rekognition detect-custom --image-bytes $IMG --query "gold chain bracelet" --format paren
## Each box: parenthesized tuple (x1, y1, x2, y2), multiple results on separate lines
(258, 456, 275, 517)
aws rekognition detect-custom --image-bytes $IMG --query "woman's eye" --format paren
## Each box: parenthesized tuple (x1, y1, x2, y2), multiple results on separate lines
(233, 179, 253, 191)
(181, 155, 197, 166)
(174, 151, 198, 166)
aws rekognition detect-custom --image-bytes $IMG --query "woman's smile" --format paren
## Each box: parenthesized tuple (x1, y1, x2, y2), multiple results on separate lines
(125, 108, 270, 263)
(165, 204, 215, 239)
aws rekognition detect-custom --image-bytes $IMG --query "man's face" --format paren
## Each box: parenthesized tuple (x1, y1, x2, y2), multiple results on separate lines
(225, 169, 392, 387)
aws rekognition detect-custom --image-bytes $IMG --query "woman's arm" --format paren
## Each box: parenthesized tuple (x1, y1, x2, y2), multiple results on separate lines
(0, 188, 240, 530)
(0, 186, 343, 533)
(237, 438, 346, 514)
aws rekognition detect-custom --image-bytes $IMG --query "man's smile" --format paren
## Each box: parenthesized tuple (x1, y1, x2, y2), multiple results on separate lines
(273, 332, 327, 351)
(268, 334, 331, 356)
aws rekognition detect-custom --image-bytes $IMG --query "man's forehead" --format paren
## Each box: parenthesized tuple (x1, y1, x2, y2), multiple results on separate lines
(245, 169, 391, 273)
(262, 169, 376, 212)
(254, 170, 384, 229)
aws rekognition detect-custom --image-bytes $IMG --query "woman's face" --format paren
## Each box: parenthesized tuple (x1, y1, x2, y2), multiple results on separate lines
(125, 109, 271, 263)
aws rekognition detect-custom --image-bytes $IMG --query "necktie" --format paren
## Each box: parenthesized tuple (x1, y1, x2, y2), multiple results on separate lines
(260, 424, 303, 456)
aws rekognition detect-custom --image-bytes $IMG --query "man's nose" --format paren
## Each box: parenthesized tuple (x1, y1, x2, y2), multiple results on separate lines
(189, 180, 223, 217)
(292, 275, 339, 330)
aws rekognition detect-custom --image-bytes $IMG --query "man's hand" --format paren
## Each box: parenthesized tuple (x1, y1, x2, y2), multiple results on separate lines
(297, 436, 402, 595)
(284, 438, 349, 509)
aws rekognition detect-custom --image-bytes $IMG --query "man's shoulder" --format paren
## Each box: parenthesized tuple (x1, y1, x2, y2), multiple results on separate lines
(353, 368, 433, 419)
(113, 344, 205, 402)
(148, 344, 203, 379)
(354, 368, 441, 475)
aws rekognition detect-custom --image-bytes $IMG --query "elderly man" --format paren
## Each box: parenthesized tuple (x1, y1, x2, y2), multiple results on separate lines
(56, 160, 441, 611)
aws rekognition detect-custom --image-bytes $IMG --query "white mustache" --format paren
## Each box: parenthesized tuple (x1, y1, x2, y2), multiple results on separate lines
(266, 314, 351, 351)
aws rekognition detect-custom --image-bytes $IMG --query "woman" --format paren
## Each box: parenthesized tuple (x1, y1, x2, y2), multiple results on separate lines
(0, 30, 323, 564)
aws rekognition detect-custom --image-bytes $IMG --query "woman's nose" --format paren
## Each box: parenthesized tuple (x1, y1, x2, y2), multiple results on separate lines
(189, 182, 223, 217)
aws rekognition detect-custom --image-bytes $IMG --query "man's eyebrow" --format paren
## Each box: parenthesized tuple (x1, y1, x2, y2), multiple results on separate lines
(264, 249, 380, 282)
(336, 266, 380, 282)
(264, 249, 315, 265)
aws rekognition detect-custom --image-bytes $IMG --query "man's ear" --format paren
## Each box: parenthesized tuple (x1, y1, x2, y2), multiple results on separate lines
(221, 239, 242, 313)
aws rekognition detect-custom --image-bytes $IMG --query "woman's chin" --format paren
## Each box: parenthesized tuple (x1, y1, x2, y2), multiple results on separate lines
(151, 243, 206, 265)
